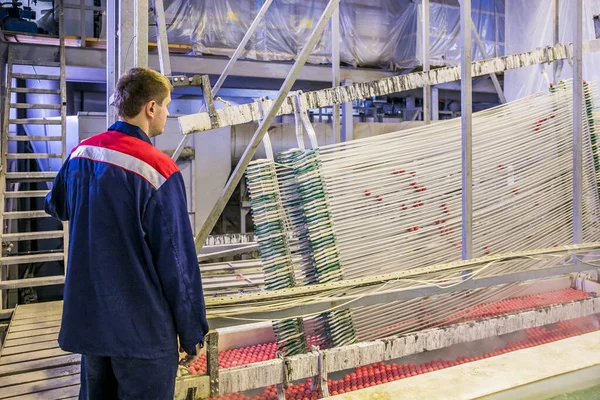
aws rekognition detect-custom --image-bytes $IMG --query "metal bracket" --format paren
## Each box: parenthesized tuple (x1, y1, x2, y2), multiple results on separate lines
(309, 346, 329, 397)
(168, 74, 219, 130)
(168, 75, 196, 87)
(185, 387, 196, 400)
(256, 97, 267, 122)
(276, 353, 292, 399)
(199, 75, 218, 130)
(276, 353, 290, 400)
(206, 330, 220, 398)
(291, 91, 318, 149)
(255, 97, 276, 160)
(291, 91, 305, 150)
(174, 373, 210, 400)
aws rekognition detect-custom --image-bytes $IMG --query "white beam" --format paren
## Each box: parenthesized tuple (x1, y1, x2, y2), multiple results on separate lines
(573, 0, 583, 244)
(460, 0, 473, 260)
(332, 7, 341, 143)
(423, 0, 431, 124)
(106, 0, 117, 128)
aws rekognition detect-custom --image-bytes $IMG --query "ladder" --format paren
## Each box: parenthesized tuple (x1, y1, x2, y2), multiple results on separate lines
(0, 3, 68, 308)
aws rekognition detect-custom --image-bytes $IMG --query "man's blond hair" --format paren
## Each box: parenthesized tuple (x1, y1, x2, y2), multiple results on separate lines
(113, 67, 173, 119)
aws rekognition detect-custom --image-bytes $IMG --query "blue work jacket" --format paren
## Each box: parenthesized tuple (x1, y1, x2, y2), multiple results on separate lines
(45, 121, 208, 359)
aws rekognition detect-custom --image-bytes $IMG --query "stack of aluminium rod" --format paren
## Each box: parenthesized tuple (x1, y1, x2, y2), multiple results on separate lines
(245, 80, 600, 352)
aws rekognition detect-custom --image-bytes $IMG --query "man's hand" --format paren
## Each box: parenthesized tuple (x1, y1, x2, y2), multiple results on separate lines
(179, 343, 204, 367)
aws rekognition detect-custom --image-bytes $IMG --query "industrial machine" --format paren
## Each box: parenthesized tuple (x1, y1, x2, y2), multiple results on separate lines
(0, 1, 45, 34)
(2, 0, 600, 399)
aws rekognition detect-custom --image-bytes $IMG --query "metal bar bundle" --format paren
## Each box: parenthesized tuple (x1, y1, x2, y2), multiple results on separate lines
(246, 157, 308, 356)
(243, 81, 600, 346)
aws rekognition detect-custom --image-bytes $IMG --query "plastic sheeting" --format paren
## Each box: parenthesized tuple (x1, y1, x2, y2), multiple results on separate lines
(149, 0, 505, 71)
(505, 0, 600, 100)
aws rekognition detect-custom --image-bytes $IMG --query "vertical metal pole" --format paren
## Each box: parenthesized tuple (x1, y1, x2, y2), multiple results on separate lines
(573, 0, 583, 244)
(106, 0, 117, 128)
(119, 0, 148, 71)
(118, 0, 135, 75)
(152, 0, 172, 76)
(171, 0, 276, 161)
(553, 0, 560, 84)
(332, 6, 341, 142)
(59, 0, 69, 271)
(423, 0, 431, 124)
(494, 9, 499, 57)
(341, 79, 353, 142)
(79, 0, 86, 47)
(0, 46, 9, 309)
(194, 0, 342, 250)
(461, 0, 473, 260)
(206, 331, 220, 398)
(431, 86, 439, 120)
(134, 0, 149, 68)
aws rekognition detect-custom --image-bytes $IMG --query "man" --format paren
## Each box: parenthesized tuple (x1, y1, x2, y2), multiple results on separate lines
(45, 67, 208, 399)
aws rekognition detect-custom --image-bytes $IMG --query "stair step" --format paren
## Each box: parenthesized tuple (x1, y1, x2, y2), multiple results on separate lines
(0, 275, 65, 289)
(3, 231, 64, 242)
(1, 253, 64, 266)
(6, 172, 57, 182)
(9, 119, 62, 125)
(8, 135, 63, 142)
(12, 59, 61, 67)
(7, 153, 62, 159)
(10, 88, 61, 95)
(10, 103, 62, 110)
(4, 210, 50, 219)
(5, 190, 50, 198)
(11, 73, 60, 81)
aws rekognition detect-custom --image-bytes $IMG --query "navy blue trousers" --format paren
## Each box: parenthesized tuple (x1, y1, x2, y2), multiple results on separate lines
(78, 352, 178, 400)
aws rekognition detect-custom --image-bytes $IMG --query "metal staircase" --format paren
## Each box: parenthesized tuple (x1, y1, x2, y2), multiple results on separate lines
(0, 3, 68, 308)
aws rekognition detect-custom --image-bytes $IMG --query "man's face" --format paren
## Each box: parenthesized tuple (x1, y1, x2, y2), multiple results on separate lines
(149, 94, 171, 138)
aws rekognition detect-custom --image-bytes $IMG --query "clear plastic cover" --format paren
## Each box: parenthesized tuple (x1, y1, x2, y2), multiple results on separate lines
(505, 0, 600, 100)
(148, 0, 505, 71)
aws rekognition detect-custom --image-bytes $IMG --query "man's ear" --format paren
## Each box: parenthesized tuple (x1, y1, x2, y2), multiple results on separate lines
(146, 100, 156, 118)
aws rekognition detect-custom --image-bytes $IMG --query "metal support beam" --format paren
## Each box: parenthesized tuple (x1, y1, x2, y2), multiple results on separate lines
(193, 0, 342, 251)
(332, 6, 341, 142)
(107, 0, 149, 127)
(206, 261, 596, 329)
(341, 79, 353, 142)
(206, 243, 600, 307)
(574, 0, 583, 244)
(106, 0, 117, 128)
(118, 0, 148, 73)
(79, 0, 86, 47)
(553, 0, 561, 84)
(118, 0, 135, 74)
(206, 331, 220, 398)
(461, 0, 473, 260)
(431, 86, 439, 120)
(152, 0, 172, 76)
(170, 0, 275, 162)
(134, 0, 149, 68)
(423, 0, 431, 124)
(470, 21, 506, 103)
(178, 39, 600, 135)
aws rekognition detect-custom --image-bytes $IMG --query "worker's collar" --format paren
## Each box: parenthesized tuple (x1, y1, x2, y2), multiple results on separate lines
(108, 121, 152, 145)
